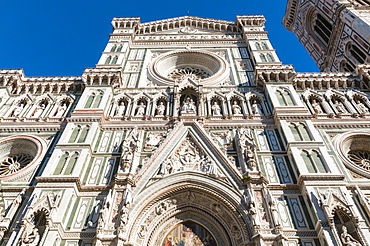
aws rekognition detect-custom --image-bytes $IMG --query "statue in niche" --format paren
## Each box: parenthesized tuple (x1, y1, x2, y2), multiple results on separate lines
(156, 101, 166, 116)
(135, 101, 146, 116)
(334, 100, 346, 114)
(54, 101, 67, 117)
(181, 96, 196, 114)
(232, 101, 242, 115)
(116, 101, 126, 116)
(211, 101, 222, 116)
(238, 128, 257, 171)
(311, 99, 323, 114)
(12, 101, 25, 117)
(356, 99, 369, 114)
(32, 101, 46, 118)
(251, 100, 261, 115)
(120, 206, 129, 225)
(21, 220, 40, 246)
(340, 226, 361, 246)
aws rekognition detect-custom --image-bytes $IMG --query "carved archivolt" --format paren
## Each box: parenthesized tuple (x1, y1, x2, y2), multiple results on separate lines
(128, 184, 249, 246)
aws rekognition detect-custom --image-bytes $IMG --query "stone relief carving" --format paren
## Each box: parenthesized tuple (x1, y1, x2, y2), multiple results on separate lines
(237, 128, 257, 171)
(121, 128, 139, 171)
(144, 132, 166, 151)
(158, 137, 220, 177)
(21, 219, 40, 246)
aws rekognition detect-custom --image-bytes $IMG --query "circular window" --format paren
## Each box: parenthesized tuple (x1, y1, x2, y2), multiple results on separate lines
(0, 136, 42, 178)
(148, 50, 229, 86)
(336, 132, 370, 178)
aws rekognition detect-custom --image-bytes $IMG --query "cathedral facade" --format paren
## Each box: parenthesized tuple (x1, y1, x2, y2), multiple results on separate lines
(0, 14, 370, 246)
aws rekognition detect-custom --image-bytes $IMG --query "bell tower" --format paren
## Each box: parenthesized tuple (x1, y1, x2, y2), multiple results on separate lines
(284, 0, 370, 72)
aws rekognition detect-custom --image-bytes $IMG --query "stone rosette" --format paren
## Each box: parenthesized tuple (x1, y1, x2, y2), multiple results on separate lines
(148, 50, 229, 86)
(0, 136, 43, 178)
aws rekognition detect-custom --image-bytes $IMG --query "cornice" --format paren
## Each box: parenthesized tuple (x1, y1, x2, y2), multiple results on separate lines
(0, 69, 84, 95)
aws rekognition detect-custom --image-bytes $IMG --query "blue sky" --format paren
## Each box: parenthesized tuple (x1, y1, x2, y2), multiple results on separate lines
(0, 0, 319, 77)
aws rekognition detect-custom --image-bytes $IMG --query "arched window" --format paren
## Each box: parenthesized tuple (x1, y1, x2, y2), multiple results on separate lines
(348, 43, 366, 64)
(111, 55, 119, 64)
(92, 91, 103, 108)
(266, 53, 274, 62)
(341, 61, 355, 72)
(116, 45, 123, 52)
(110, 45, 117, 52)
(314, 14, 332, 45)
(261, 42, 268, 49)
(276, 88, 294, 106)
(105, 56, 112, 65)
(84, 93, 95, 108)
(301, 150, 327, 173)
(255, 43, 262, 50)
(290, 123, 311, 141)
(260, 53, 267, 62)
(54, 152, 69, 175)
(63, 152, 79, 175)
(69, 125, 82, 143)
(77, 125, 90, 143)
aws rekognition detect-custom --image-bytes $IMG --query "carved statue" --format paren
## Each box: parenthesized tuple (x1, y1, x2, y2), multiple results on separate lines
(145, 133, 162, 150)
(341, 226, 361, 246)
(12, 101, 25, 117)
(251, 100, 261, 115)
(156, 101, 166, 116)
(160, 159, 175, 175)
(98, 202, 109, 228)
(356, 100, 368, 114)
(32, 101, 46, 118)
(21, 220, 40, 246)
(311, 99, 323, 114)
(55, 101, 67, 117)
(334, 100, 346, 114)
(232, 101, 242, 115)
(116, 101, 126, 116)
(211, 101, 222, 116)
(135, 101, 146, 116)
(181, 97, 196, 113)
(120, 206, 129, 225)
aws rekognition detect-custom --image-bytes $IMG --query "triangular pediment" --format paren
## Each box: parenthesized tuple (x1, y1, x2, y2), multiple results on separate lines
(133, 122, 242, 195)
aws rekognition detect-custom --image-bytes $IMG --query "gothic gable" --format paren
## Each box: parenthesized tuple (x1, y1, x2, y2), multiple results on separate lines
(133, 122, 242, 196)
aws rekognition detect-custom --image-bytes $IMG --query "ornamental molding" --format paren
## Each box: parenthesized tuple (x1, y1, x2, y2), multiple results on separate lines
(0, 69, 84, 95)
(127, 185, 249, 246)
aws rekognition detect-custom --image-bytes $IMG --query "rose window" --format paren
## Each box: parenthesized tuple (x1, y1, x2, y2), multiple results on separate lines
(347, 150, 370, 171)
(335, 132, 370, 178)
(0, 154, 33, 176)
(167, 67, 211, 81)
(148, 50, 229, 86)
(0, 136, 42, 178)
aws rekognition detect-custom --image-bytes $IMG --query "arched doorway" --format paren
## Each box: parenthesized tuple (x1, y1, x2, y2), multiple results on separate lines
(128, 185, 249, 246)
